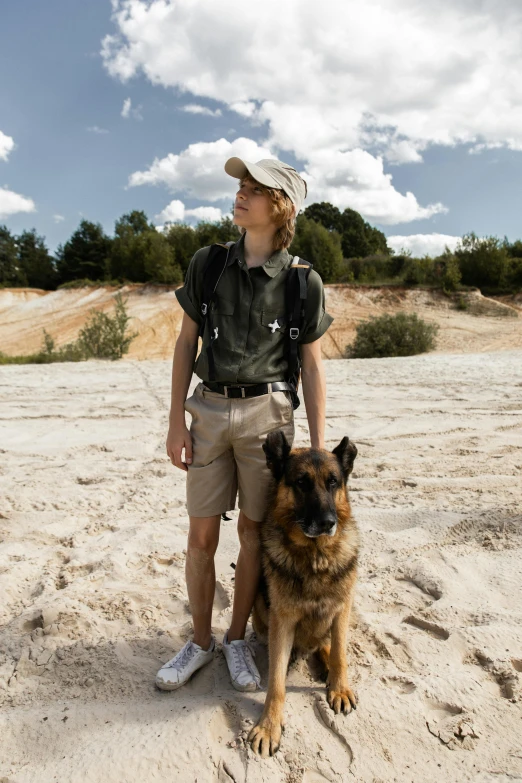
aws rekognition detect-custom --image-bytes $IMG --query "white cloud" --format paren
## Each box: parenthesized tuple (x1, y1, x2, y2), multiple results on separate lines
(0, 187, 36, 219)
(53, 214, 65, 223)
(121, 97, 132, 118)
(87, 126, 109, 134)
(302, 148, 445, 223)
(387, 233, 461, 257)
(230, 102, 257, 118)
(121, 96, 143, 120)
(0, 131, 15, 162)
(181, 104, 222, 117)
(384, 140, 425, 166)
(102, 0, 522, 154)
(128, 136, 272, 201)
(129, 135, 439, 222)
(102, 0, 522, 224)
(155, 199, 223, 224)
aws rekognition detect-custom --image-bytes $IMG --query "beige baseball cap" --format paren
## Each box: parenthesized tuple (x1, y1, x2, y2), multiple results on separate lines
(224, 157, 307, 215)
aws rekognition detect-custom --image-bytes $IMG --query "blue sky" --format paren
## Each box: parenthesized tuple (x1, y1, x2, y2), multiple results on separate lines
(1, 0, 521, 258)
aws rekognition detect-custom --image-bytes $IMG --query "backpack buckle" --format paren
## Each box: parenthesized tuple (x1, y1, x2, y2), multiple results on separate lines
(201, 303, 208, 315)
(290, 327, 299, 340)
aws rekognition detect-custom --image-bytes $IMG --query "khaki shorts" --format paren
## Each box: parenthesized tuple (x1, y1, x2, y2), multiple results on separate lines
(184, 382, 295, 522)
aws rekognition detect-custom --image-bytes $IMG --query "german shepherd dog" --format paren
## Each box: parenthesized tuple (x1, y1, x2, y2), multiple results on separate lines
(248, 430, 359, 757)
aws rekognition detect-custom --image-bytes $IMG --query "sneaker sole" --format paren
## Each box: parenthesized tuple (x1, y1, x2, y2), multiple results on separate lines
(229, 679, 260, 692)
(155, 654, 214, 691)
(155, 675, 189, 691)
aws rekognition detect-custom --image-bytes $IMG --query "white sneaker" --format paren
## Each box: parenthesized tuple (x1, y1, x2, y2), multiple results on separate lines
(222, 631, 261, 692)
(155, 637, 215, 691)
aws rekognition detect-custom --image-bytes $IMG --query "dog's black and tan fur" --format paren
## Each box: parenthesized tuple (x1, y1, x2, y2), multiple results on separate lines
(248, 430, 359, 757)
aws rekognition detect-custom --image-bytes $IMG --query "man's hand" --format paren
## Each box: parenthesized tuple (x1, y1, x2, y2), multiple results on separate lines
(166, 425, 193, 472)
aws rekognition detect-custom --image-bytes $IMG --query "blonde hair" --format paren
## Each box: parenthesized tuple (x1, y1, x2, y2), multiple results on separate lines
(238, 174, 297, 251)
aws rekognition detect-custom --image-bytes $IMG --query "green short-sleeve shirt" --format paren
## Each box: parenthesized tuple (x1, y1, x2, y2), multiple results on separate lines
(175, 233, 334, 384)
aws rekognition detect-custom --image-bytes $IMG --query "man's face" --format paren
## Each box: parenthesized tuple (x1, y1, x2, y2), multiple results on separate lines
(233, 177, 277, 232)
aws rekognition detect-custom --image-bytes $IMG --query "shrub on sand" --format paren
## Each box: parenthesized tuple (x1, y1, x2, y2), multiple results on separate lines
(346, 312, 439, 358)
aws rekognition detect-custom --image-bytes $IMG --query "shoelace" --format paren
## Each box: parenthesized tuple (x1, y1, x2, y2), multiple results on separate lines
(230, 640, 258, 681)
(165, 641, 197, 670)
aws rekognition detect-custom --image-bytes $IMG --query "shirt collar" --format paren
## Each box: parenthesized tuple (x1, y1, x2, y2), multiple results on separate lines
(227, 233, 291, 278)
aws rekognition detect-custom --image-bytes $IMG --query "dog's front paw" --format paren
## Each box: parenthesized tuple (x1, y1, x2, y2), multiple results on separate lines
(248, 718, 283, 757)
(327, 684, 357, 715)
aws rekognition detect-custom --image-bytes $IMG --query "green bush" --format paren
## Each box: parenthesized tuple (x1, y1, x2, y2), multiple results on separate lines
(438, 252, 462, 293)
(455, 233, 510, 289)
(346, 312, 439, 358)
(76, 293, 138, 359)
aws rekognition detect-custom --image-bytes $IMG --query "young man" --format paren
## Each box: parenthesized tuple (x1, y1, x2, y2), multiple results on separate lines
(156, 157, 334, 692)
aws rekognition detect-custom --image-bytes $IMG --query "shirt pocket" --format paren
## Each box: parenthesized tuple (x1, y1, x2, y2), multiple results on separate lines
(261, 310, 287, 335)
(211, 295, 235, 316)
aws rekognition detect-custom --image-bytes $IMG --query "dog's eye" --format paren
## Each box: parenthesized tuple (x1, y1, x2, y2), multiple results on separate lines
(328, 478, 337, 488)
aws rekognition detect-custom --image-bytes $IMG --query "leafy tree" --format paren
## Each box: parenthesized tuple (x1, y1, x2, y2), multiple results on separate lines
(504, 239, 522, 259)
(432, 250, 461, 293)
(0, 225, 26, 286)
(56, 220, 112, 284)
(16, 229, 57, 289)
(304, 202, 344, 233)
(115, 210, 150, 237)
(194, 216, 238, 248)
(110, 210, 153, 280)
(339, 208, 390, 258)
(289, 214, 343, 282)
(455, 233, 510, 290)
(304, 202, 390, 258)
(163, 223, 200, 275)
(137, 230, 182, 283)
(110, 210, 182, 283)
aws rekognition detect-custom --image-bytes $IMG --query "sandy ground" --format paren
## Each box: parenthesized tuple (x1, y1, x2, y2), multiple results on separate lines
(0, 285, 520, 362)
(1, 352, 522, 783)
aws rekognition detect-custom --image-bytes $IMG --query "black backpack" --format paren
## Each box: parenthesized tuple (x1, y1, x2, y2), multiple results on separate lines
(196, 241, 313, 411)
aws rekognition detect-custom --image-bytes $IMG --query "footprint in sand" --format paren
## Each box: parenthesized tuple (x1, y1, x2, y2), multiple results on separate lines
(403, 615, 450, 641)
(474, 650, 520, 701)
(381, 675, 417, 695)
(208, 701, 247, 783)
(424, 699, 479, 751)
(313, 692, 354, 765)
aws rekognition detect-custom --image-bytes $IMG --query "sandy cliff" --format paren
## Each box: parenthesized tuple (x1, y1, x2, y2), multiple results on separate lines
(0, 284, 520, 361)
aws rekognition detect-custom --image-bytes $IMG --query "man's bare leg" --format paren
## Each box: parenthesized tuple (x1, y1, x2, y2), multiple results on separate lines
(227, 509, 261, 642)
(185, 514, 221, 649)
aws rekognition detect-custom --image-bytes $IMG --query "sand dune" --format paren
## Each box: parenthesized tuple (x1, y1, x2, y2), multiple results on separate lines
(0, 284, 520, 362)
(1, 351, 521, 782)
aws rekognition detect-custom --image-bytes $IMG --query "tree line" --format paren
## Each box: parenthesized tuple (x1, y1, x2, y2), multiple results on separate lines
(1, 204, 521, 294)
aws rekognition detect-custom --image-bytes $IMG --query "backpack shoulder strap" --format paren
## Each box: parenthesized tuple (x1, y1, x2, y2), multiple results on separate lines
(285, 256, 313, 408)
(199, 242, 233, 333)
(197, 241, 234, 380)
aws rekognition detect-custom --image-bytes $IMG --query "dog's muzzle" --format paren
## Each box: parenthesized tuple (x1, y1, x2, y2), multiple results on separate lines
(302, 517, 338, 538)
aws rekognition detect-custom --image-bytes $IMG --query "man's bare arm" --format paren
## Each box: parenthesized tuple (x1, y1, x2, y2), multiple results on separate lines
(300, 338, 326, 450)
(167, 312, 200, 470)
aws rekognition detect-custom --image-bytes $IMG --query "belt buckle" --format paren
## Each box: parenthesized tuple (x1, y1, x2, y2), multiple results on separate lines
(224, 385, 246, 398)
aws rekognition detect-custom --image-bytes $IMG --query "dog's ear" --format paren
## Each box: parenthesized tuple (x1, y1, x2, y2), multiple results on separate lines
(262, 430, 291, 480)
(332, 437, 357, 481)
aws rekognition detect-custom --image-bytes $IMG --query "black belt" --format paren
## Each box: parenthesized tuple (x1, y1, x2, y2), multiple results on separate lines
(202, 381, 293, 399)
